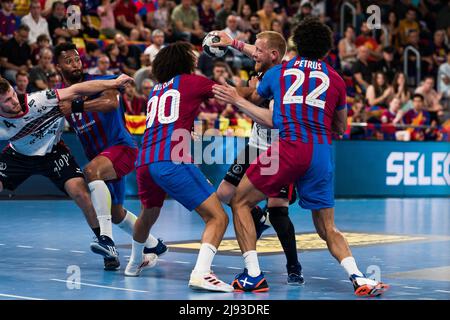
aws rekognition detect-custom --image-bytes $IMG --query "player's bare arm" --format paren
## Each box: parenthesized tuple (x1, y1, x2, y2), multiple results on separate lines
(213, 84, 273, 128)
(210, 30, 256, 58)
(58, 89, 120, 116)
(58, 74, 133, 103)
(332, 108, 347, 135)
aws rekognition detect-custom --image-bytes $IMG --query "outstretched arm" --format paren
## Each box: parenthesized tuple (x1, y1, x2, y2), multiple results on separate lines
(58, 74, 133, 102)
(210, 30, 256, 58)
(59, 89, 120, 115)
(213, 84, 273, 128)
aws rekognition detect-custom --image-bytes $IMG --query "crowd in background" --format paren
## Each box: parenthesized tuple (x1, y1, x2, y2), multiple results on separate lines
(1, 0, 449, 141)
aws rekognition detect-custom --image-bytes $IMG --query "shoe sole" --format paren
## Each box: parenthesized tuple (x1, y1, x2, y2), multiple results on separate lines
(90, 243, 118, 259)
(231, 279, 270, 293)
(355, 283, 390, 297)
(125, 256, 158, 277)
(188, 284, 234, 293)
(287, 280, 305, 286)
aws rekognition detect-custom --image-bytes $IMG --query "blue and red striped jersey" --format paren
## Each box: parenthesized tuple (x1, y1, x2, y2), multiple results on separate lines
(257, 56, 347, 144)
(65, 74, 137, 160)
(136, 74, 215, 166)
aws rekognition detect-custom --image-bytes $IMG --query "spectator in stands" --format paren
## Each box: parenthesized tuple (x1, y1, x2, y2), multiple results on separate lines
(135, 0, 157, 27)
(348, 95, 367, 140)
(123, 82, 146, 115)
(133, 52, 151, 93)
(114, 0, 150, 41)
(246, 14, 261, 45)
(374, 46, 399, 83)
(82, 42, 101, 73)
(338, 25, 357, 73)
(14, 70, 29, 94)
(31, 33, 51, 65)
(381, 96, 403, 125)
(144, 29, 164, 63)
(13, 0, 31, 17)
(21, 1, 52, 48)
(437, 51, 450, 110)
(355, 21, 382, 62)
(171, 0, 204, 44)
(148, 0, 173, 38)
(402, 93, 431, 141)
(238, 3, 252, 32)
(270, 19, 283, 34)
(0, 24, 32, 84)
(215, 0, 235, 30)
(392, 72, 411, 107)
(291, 0, 313, 27)
(415, 76, 444, 117)
(28, 47, 54, 92)
(431, 29, 449, 71)
(0, 0, 17, 42)
(223, 14, 253, 71)
(105, 43, 123, 75)
(384, 11, 399, 49)
(114, 33, 142, 76)
(140, 78, 153, 98)
(89, 54, 113, 76)
(366, 71, 393, 108)
(398, 7, 420, 47)
(47, 1, 80, 44)
(257, 0, 278, 31)
(352, 45, 373, 94)
(97, 0, 121, 39)
(198, 0, 215, 33)
(436, 1, 450, 31)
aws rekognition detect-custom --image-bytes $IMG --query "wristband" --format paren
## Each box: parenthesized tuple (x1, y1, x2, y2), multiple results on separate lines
(71, 99, 84, 113)
(232, 39, 245, 52)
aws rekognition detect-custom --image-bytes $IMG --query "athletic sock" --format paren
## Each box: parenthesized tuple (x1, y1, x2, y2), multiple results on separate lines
(243, 250, 261, 277)
(268, 207, 299, 267)
(117, 210, 158, 248)
(193, 243, 217, 274)
(130, 240, 145, 263)
(340, 256, 364, 277)
(88, 180, 113, 240)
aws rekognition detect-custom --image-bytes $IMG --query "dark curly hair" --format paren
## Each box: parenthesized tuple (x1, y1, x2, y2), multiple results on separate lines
(152, 42, 196, 83)
(292, 17, 332, 60)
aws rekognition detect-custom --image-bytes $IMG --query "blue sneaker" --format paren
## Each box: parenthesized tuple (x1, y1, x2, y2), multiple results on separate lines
(90, 235, 119, 259)
(286, 263, 305, 286)
(143, 238, 168, 256)
(251, 206, 271, 239)
(231, 268, 269, 292)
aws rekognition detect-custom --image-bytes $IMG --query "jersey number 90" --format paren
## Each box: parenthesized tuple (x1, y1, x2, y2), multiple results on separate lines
(146, 89, 180, 128)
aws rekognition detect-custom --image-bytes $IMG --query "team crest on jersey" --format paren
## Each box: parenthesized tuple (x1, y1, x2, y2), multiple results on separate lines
(232, 164, 243, 175)
(45, 90, 57, 100)
(0, 162, 7, 171)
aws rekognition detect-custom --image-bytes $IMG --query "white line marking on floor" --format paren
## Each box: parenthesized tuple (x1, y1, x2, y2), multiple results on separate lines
(44, 248, 60, 251)
(50, 279, 149, 293)
(17, 245, 33, 249)
(0, 293, 45, 300)
(174, 261, 190, 264)
(227, 267, 241, 270)
(311, 276, 328, 280)
(0, 244, 5, 246)
(70, 250, 86, 254)
(434, 290, 450, 294)
(262, 271, 271, 273)
(403, 286, 421, 290)
(340, 280, 351, 283)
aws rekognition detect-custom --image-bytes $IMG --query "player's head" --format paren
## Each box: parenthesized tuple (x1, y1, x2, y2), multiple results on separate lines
(54, 42, 83, 83)
(152, 41, 196, 83)
(253, 31, 287, 72)
(0, 77, 21, 117)
(292, 16, 332, 61)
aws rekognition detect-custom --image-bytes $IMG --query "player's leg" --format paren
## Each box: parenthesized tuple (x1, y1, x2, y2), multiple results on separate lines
(267, 192, 304, 285)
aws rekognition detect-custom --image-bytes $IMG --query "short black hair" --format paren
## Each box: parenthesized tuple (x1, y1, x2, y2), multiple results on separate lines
(152, 42, 196, 83)
(54, 42, 78, 62)
(292, 16, 332, 60)
(383, 46, 395, 54)
(413, 93, 424, 101)
(17, 24, 30, 32)
(86, 41, 100, 54)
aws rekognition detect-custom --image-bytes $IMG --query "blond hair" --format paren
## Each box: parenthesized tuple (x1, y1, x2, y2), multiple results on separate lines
(256, 31, 287, 58)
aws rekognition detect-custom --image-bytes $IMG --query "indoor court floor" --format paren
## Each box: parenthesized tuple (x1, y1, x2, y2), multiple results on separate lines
(0, 198, 449, 300)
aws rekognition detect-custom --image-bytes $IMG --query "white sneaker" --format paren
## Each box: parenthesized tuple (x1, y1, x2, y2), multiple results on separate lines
(124, 253, 158, 277)
(188, 270, 234, 293)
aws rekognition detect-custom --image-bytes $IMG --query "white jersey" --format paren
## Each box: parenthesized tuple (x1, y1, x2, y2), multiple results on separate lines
(0, 89, 65, 156)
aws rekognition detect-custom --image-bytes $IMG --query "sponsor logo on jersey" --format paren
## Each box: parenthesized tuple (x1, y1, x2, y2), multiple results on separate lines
(46, 90, 57, 100)
(0, 162, 7, 170)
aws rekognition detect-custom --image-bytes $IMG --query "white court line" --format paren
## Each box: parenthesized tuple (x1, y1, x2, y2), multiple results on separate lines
(227, 267, 241, 270)
(44, 248, 60, 251)
(311, 276, 328, 280)
(174, 261, 190, 264)
(434, 290, 450, 294)
(0, 293, 45, 300)
(403, 286, 421, 290)
(0, 244, 5, 246)
(70, 250, 86, 254)
(340, 280, 351, 283)
(17, 245, 33, 249)
(50, 279, 149, 293)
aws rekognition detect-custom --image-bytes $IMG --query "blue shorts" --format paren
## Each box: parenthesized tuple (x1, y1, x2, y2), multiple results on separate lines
(137, 162, 215, 211)
(107, 178, 125, 205)
(296, 143, 334, 210)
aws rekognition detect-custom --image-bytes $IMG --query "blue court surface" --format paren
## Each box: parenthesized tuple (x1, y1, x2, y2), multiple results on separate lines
(0, 198, 449, 300)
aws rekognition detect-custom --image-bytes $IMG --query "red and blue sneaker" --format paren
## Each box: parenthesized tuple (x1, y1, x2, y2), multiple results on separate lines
(350, 274, 390, 297)
(231, 268, 269, 292)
